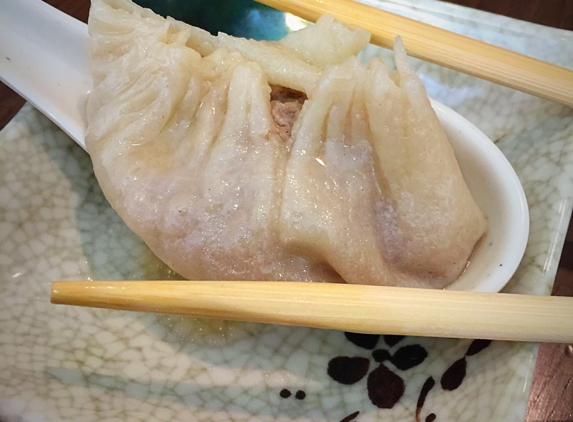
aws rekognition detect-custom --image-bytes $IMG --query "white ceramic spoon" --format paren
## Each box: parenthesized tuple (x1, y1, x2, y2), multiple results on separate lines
(0, 0, 529, 294)
(0, 0, 89, 150)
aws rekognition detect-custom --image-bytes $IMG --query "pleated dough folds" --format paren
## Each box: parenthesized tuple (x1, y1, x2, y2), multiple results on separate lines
(86, 0, 486, 288)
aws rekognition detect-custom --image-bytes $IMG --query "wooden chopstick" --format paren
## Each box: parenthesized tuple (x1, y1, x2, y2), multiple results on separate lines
(51, 281, 573, 343)
(255, 0, 573, 107)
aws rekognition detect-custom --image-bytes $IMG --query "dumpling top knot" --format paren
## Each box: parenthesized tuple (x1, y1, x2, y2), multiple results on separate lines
(86, 0, 486, 288)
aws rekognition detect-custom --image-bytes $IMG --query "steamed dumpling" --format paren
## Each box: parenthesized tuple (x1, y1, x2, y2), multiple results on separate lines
(86, 0, 487, 288)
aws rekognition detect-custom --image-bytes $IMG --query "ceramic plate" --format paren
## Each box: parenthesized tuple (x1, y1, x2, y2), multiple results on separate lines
(1, 0, 573, 421)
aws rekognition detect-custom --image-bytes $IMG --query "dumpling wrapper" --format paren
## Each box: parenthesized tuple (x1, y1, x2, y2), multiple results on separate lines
(86, 0, 487, 288)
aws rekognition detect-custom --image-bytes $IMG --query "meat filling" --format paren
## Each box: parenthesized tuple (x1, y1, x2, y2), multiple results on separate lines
(270, 85, 307, 142)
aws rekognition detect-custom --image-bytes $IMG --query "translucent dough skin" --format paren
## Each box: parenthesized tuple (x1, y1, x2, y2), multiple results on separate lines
(86, 0, 486, 288)
(278, 59, 398, 287)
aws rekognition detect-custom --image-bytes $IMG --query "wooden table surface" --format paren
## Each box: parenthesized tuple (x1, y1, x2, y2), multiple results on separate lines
(0, 1, 572, 421)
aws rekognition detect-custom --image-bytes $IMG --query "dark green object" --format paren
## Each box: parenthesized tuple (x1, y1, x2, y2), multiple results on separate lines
(133, 0, 289, 40)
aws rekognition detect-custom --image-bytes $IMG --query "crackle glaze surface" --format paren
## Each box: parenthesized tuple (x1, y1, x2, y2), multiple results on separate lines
(1, 0, 573, 421)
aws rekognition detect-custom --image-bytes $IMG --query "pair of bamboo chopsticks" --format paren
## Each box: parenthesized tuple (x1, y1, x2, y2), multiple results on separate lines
(51, 281, 573, 343)
(256, 0, 573, 107)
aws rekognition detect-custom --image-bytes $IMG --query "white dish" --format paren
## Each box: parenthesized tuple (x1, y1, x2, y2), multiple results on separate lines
(1, 0, 572, 421)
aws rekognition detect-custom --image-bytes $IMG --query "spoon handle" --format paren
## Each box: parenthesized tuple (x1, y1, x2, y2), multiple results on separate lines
(52, 280, 573, 343)
(0, 0, 89, 149)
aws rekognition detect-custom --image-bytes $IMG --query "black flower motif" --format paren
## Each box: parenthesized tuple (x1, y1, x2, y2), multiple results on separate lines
(328, 356, 370, 385)
(328, 333, 428, 410)
(414, 339, 493, 422)
(329, 335, 493, 422)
